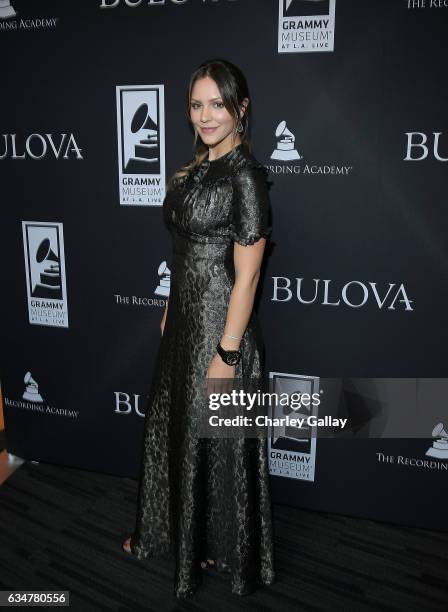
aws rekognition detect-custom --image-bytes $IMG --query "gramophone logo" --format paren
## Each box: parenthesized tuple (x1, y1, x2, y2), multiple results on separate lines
(267, 372, 319, 481)
(116, 84, 166, 206)
(154, 260, 171, 297)
(278, 0, 336, 54)
(22, 221, 69, 328)
(0, 0, 16, 19)
(271, 120, 302, 161)
(22, 371, 44, 403)
(426, 423, 448, 460)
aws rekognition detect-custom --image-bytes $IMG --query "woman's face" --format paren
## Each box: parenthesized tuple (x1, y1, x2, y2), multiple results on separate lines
(190, 76, 241, 148)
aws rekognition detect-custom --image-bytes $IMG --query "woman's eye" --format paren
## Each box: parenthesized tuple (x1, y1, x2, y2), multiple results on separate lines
(190, 102, 224, 109)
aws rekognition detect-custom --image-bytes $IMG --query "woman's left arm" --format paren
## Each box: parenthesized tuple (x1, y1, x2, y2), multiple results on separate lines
(219, 238, 266, 351)
(206, 164, 271, 379)
(206, 237, 266, 379)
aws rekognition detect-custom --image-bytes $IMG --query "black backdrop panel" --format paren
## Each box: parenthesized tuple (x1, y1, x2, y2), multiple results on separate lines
(1, 0, 447, 531)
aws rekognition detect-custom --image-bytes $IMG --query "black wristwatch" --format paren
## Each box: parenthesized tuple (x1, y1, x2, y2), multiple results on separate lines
(216, 342, 242, 366)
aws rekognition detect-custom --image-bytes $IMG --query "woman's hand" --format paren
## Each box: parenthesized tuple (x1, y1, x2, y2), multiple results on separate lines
(206, 353, 235, 380)
(206, 353, 236, 396)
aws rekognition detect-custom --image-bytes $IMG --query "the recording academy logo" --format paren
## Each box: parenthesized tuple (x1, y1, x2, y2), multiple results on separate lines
(114, 259, 170, 307)
(116, 85, 166, 206)
(0, 133, 83, 160)
(406, 0, 448, 9)
(376, 423, 448, 470)
(0, 0, 58, 31)
(268, 372, 319, 481)
(404, 132, 448, 161)
(278, 0, 336, 53)
(3, 371, 79, 418)
(22, 221, 69, 327)
(268, 120, 353, 176)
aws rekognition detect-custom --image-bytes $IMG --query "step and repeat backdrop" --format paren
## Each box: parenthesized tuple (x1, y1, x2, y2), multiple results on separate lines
(1, 0, 447, 531)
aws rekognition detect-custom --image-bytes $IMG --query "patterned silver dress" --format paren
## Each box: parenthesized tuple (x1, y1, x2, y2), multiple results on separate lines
(129, 142, 276, 599)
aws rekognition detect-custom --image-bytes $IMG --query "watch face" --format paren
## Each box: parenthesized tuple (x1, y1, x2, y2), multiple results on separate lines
(226, 352, 239, 365)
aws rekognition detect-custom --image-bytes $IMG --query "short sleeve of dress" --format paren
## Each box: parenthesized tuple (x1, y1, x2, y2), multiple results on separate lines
(230, 164, 272, 246)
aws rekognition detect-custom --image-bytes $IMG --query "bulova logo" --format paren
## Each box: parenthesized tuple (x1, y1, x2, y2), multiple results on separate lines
(268, 120, 353, 176)
(101, 0, 237, 7)
(114, 392, 145, 417)
(278, 0, 336, 54)
(0, 133, 83, 160)
(404, 132, 448, 161)
(272, 277, 414, 310)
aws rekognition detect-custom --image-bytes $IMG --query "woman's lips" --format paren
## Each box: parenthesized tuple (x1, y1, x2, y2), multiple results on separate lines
(201, 127, 218, 133)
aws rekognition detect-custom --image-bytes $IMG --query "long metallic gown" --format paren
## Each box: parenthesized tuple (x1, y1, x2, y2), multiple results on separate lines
(129, 142, 276, 599)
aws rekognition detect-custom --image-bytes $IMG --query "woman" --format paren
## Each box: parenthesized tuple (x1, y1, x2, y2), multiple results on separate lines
(122, 58, 276, 599)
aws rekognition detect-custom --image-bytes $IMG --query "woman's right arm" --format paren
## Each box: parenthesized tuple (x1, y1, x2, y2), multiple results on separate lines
(160, 299, 169, 336)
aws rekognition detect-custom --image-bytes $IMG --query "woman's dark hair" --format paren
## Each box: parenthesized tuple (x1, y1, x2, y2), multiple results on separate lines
(167, 58, 252, 188)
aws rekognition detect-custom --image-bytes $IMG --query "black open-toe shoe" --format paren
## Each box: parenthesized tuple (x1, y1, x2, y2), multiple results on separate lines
(122, 537, 132, 554)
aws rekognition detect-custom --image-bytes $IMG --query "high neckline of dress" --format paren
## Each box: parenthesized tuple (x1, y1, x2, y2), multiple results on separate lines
(203, 142, 244, 165)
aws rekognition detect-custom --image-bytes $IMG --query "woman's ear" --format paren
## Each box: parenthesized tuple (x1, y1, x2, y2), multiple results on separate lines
(240, 97, 250, 118)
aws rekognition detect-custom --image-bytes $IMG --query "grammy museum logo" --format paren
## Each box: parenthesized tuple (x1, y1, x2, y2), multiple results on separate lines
(22, 221, 69, 327)
(278, 0, 336, 53)
(116, 85, 166, 206)
(268, 372, 320, 482)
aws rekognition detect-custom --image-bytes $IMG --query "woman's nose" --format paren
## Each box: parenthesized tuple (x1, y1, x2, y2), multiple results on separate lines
(200, 107, 211, 122)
